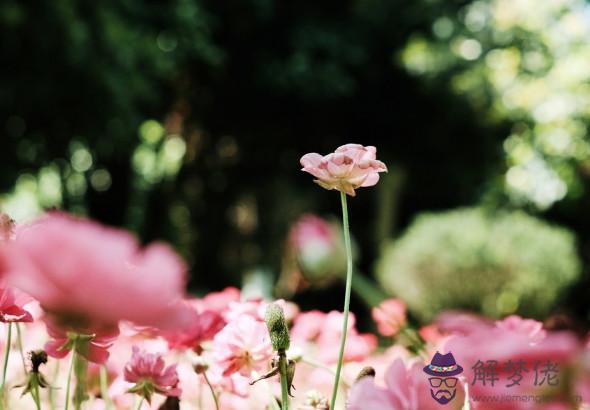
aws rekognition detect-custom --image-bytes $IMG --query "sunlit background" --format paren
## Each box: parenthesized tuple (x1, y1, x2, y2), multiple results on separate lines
(2, 0, 590, 329)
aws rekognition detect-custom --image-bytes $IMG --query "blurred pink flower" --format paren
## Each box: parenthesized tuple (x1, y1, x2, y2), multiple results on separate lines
(124, 346, 181, 401)
(292, 310, 377, 364)
(212, 314, 273, 377)
(164, 306, 225, 353)
(347, 358, 465, 410)
(372, 299, 407, 337)
(44, 316, 119, 364)
(0, 212, 190, 329)
(0, 286, 33, 323)
(198, 287, 241, 314)
(445, 315, 581, 410)
(300, 144, 387, 196)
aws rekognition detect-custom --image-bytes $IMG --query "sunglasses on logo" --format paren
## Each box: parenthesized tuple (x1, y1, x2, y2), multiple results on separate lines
(429, 377, 458, 388)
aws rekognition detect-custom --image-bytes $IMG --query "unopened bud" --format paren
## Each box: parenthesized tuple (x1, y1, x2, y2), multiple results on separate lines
(193, 357, 209, 374)
(29, 350, 48, 373)
(265, 303, 290, 352)
(354, 366, 376, 383)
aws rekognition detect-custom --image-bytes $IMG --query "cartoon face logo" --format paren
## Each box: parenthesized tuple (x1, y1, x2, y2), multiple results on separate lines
(423, 352, 463, 405)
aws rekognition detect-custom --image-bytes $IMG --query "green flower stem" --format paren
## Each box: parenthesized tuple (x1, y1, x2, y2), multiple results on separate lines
(64, 342, 77, 410)
(136, 397, 144, 410)
(1, 323, 13, 409)
(16, 324, 28, 376)
(330, 191, 354, 410)
(202, 372, 220, 410)
(31, 379, 42, 410)
(278, 350, 289, 410)
(100, 366, 113, 410)
(73, 352, 88, 410)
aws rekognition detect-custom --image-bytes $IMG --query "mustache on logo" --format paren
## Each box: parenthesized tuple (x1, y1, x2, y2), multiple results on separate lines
(435, 389, 452, 398)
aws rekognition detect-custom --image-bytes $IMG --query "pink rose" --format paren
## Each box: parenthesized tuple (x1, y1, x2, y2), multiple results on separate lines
(372, 299, 407, 337)
(300, 144, 387, 196)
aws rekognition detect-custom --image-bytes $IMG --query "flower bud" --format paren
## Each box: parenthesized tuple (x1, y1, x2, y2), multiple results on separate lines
(265, 303, 290, 352)
(354, 366, 376, 383)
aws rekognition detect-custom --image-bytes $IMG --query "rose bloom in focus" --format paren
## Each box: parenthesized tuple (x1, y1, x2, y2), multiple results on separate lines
(300, 143, 387, 196)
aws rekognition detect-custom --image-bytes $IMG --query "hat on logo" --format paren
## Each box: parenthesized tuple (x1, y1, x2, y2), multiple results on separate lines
(423, 352, 463, 377)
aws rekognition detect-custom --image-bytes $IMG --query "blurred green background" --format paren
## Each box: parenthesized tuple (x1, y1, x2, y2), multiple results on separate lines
(2, 0, 590, 327)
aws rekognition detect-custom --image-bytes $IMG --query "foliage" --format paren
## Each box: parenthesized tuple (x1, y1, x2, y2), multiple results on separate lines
(376, 207, 581, 321)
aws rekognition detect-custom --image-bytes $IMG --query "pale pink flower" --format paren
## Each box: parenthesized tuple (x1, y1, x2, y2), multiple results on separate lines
(372, 299, 407, 337)
(212, 314, 273, 377)
(495, 315, 547, 343)
(198, 287, 241, 314)
(300, 144, 387, 196)
(44, 316, 119, 364)
(0, 212, 190, 329)
(347, 358, 465, 410)
(0, 286, 33, 323)
(124, 346, 181, 401)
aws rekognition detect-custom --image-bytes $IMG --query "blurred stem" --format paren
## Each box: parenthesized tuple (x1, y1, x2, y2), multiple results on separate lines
(330, 192, 353, 410)
(202, 372, 219, 410)
(49, 360, 59, 410)
(278, 350, 289, 410)
(350, 270, 388, 307)
(73, 353, 88, 410)
(31, 379, 41, 410)
(64, 343, 76, 410)
(16, 324, 28, 376)
(1, 323, 12, 409)
(100, 366, 113, 410)
(136, 397, 144, 410)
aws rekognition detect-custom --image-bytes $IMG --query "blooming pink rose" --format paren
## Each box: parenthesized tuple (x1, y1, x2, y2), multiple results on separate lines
(0, 286, 33, 323)
(44, 316, 119, 364)
(212, 314, 273, 377)
(300, 144, 387, 196)
(0, 212, 190, 329)
(124, 346, 181, 400)
(347, 358, 465, 410)
(372, 299, 407, 337)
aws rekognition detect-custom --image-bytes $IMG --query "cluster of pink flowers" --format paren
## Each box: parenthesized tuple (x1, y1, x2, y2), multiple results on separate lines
(0, 145, 588, 409)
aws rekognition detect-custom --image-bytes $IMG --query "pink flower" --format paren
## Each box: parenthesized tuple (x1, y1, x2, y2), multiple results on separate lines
(0, 212, 190, 329)
(0, 286, 33, 323)
(372, 299, 407, 337)
(347, 358, 465, 410)
(212, 314, 273, 377)
(292, 310, 377, 364)
(124, 346, 181, 402)
(164, 306, 225, 353)
(300, 144, 387, 196)
(44, 316, 119, 364)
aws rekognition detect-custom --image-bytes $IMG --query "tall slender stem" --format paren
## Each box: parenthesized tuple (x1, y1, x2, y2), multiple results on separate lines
(330, 192, 353, 410)
(49, 360, 59, 410)
(32, 380, 42, 410)
(64, 345, 76, 410)
(1, 323, 13, 409)
(16, 324, 28, 376)
(202, 372, 220, 410)
(135, 397, 144, 410)
(278, 351, 289, 410)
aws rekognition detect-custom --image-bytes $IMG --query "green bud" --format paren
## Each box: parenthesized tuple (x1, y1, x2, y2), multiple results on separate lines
(265, 303, 290, 352)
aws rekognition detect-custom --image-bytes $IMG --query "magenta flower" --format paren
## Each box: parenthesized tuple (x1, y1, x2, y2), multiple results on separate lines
(44, 316, 119, 364)
(124, 346, 181, 403)
(0, 212, 190, 329)
(164, 305, 225, 353)
(372, 299, 407, 337)
(300, 144, 387, 196)
(0, 286, 33, 323)
(212, 314, 273, 377)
